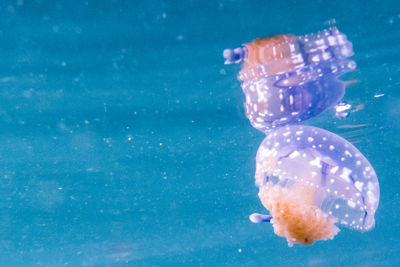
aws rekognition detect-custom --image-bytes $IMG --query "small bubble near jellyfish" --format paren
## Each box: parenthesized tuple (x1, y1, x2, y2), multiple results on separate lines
(250, 125, 379, 246)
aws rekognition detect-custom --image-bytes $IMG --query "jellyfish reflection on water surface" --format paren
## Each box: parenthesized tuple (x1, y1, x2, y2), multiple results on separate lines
(252, 125, 379, 246)
(223, 27, 356, 133)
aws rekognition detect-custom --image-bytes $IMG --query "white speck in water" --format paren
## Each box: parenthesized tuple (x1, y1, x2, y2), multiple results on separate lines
(374, 93, 385, 98)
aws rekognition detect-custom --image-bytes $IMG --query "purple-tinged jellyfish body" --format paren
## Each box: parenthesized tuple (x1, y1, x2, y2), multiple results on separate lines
(253, 125, 379, 245)
(224, 27, 356, 133)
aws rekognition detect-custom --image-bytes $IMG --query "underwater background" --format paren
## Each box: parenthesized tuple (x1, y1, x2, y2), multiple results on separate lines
(0, 0, 399, 266)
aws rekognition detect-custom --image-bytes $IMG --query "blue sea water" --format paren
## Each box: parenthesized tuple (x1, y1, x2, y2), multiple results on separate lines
(0, 0, 399, 266)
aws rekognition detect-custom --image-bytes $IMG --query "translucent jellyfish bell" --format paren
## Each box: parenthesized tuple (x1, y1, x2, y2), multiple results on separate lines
(253, 125, 379, 246)
(223, 27, 356, 133)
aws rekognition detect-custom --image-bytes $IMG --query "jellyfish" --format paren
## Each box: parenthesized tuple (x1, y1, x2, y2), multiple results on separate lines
(250, 125, 379, 246)
(223, 27, 356, 133)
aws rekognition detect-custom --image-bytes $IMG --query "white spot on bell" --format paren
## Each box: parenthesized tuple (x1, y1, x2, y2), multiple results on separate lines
(355, 181, 364, 191)
(309, 157, 322, 168)
(289, 150, 300, 158)
(330, 166, 339, 174)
